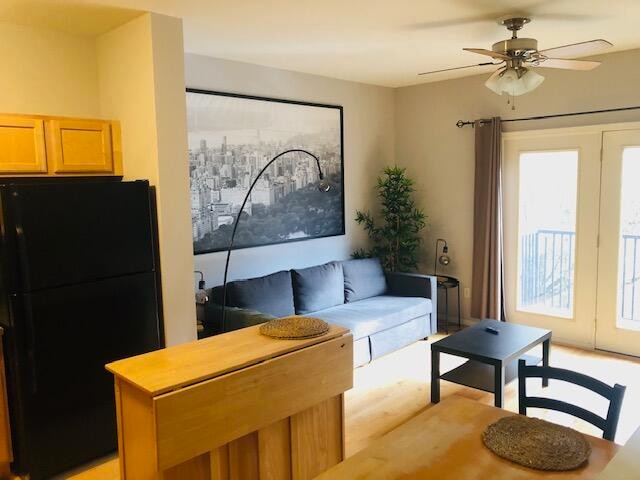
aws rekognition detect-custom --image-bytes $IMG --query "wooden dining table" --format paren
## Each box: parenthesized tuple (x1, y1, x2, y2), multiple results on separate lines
(315, 395, 619, 480)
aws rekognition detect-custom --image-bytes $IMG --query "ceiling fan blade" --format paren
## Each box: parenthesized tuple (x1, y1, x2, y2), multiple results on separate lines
(537, 58, 601, 70)
(406, 13, 504, 30)
(404, 12, 595, 31)
(539, 39, 613, 59)
(418, 62, 500, 76)
(534, 13, 599, 21)
(463, 48, 511, 60)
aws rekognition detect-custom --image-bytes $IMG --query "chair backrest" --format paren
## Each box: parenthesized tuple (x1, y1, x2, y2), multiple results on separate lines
(518, 359, 626, 441)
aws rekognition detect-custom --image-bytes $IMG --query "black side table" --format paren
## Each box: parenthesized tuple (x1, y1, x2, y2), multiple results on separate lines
(436, 275, 461, 333)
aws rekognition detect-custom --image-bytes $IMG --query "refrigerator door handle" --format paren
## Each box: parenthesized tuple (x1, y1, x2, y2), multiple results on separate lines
(11, 294, 38, 394)
(11, 189, 32, 292)
(23, 299, 38, 394)
(14, 224, 31, 290)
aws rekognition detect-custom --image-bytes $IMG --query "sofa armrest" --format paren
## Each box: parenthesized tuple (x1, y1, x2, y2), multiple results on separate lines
(385, 272, 437, 335)
(203, 302, 275, 336)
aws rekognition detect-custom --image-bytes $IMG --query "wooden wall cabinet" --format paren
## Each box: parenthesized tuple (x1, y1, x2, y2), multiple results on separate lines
(107, 324, 353, 480)
(0, 114, 122, 176)
(0, 116, 47, 174)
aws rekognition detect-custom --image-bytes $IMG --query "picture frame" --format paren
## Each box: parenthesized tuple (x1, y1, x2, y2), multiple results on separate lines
(187, 89, 345, 255)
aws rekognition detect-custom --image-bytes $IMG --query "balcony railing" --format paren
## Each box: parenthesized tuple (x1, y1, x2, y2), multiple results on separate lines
(621, 234, 640, 321)
(521, 230, 640, 321)
(520, 230, 575, 314)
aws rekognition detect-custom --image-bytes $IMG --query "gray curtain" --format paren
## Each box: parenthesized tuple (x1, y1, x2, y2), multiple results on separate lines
(471, 117, 503, 320)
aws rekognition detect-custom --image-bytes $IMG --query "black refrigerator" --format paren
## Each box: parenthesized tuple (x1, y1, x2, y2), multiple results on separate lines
(0, 179, 163, 480)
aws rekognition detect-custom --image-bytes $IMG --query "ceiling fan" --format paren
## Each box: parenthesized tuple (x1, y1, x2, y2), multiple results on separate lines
(419, 17, 612, 97)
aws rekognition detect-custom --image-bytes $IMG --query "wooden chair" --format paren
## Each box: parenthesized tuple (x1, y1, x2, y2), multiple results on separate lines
(518, 359, 626, 441)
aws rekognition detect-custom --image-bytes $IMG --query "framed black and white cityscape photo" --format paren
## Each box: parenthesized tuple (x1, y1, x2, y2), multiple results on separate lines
(187, 89, 345, 254)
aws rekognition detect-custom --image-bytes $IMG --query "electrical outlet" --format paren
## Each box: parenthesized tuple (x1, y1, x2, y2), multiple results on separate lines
(464, 287, 471, 299)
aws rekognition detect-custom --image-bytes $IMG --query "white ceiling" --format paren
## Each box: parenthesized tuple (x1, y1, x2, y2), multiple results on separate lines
(0, 1, 140, 36)
(3, 0, 640, 87)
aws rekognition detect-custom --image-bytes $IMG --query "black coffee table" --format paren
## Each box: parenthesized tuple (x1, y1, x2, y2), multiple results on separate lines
(431, 319, 551, 408)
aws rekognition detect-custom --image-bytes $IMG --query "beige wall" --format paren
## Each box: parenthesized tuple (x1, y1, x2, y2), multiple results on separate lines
(98, 13, 196, 346)
(395, 48, 640, 321)
(97, 14, 157, 180)
(186, 54, 396, 286)
(149, 14, 197, 346)
(0, 21, 100, 117)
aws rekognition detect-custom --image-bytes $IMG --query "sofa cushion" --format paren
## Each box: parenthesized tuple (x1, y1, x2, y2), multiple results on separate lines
(227, 270, 295, 317)
(342, 258, 387, 302)
(369, 316, 430, 360)
(306, 295, 431, 340)
(292, 261, 344, 314)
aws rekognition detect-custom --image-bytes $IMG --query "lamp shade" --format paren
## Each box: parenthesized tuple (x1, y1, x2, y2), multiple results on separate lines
(485, 67, 544, 96)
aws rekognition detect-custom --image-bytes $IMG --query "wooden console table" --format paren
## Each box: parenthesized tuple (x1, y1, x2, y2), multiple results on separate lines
(106, 324, 353, 480)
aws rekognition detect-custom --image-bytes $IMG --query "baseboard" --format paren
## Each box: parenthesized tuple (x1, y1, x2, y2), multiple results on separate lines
(548, 337, 595, 351)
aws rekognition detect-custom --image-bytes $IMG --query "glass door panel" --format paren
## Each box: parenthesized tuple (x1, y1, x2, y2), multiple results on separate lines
(518, 151, 578, 318)
(618, 148, 640, 329)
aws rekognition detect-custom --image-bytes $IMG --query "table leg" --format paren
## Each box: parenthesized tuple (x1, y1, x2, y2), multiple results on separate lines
(542, 338, 550, 388)
(445, 288, 449, 334)
(494, 362, 505, 408)
(431, 347, 440, 404)
(456, 285, 461, 330)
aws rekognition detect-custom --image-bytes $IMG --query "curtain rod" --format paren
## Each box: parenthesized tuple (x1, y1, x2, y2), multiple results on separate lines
(456, 105, 640, 128)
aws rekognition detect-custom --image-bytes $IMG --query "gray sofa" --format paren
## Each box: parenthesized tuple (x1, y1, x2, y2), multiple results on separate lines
(204, 258, 437, 367)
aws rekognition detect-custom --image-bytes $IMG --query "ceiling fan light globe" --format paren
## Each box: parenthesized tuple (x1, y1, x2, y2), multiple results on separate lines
(519, 68, 545, 93)
(484, 67, 544, 96)
(484, 68, 511, 94)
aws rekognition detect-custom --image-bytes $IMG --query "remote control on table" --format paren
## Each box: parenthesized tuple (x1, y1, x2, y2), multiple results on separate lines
(485, 326, 500, 335)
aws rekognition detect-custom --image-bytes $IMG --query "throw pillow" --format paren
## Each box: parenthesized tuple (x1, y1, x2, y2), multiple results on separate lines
(342, 258, 387, 302)
(292, 261, 344, 314)
(227, 270, 295, 318)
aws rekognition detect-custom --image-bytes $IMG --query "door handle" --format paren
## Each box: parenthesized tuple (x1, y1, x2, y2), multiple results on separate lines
(15, 225, 30, 289)
(23, 298, 37, 394)
(10, 294, 37, 394)
(11, 190, 32, 292)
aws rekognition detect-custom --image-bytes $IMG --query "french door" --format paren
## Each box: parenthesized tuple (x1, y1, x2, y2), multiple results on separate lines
(596, 130, 640, 355)
(504, 125, 640, 355)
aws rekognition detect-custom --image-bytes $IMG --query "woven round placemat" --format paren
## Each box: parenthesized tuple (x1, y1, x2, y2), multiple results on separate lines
(482, 415, 592, 471)
(259, 316, 330, 339)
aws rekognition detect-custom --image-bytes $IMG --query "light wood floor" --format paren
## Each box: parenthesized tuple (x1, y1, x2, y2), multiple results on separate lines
(57, 335, 640, 479)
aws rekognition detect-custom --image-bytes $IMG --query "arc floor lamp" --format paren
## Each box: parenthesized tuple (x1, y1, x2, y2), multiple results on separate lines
(221, 148, 331, 332)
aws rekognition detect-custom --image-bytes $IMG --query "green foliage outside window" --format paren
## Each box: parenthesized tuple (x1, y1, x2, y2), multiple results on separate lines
(353, 166, 426, 272)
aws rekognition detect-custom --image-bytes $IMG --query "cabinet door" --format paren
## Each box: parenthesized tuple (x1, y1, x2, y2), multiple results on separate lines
(0, 115, 47, 173)
(47, 119, 120, 174)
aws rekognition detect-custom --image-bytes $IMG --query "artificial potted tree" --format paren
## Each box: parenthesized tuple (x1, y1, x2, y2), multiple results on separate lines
(353, 166, 426, 272)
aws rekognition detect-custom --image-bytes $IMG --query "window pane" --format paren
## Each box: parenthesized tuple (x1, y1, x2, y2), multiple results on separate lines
(518, 151, 578, 317)
(618, 147, 640, 324)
